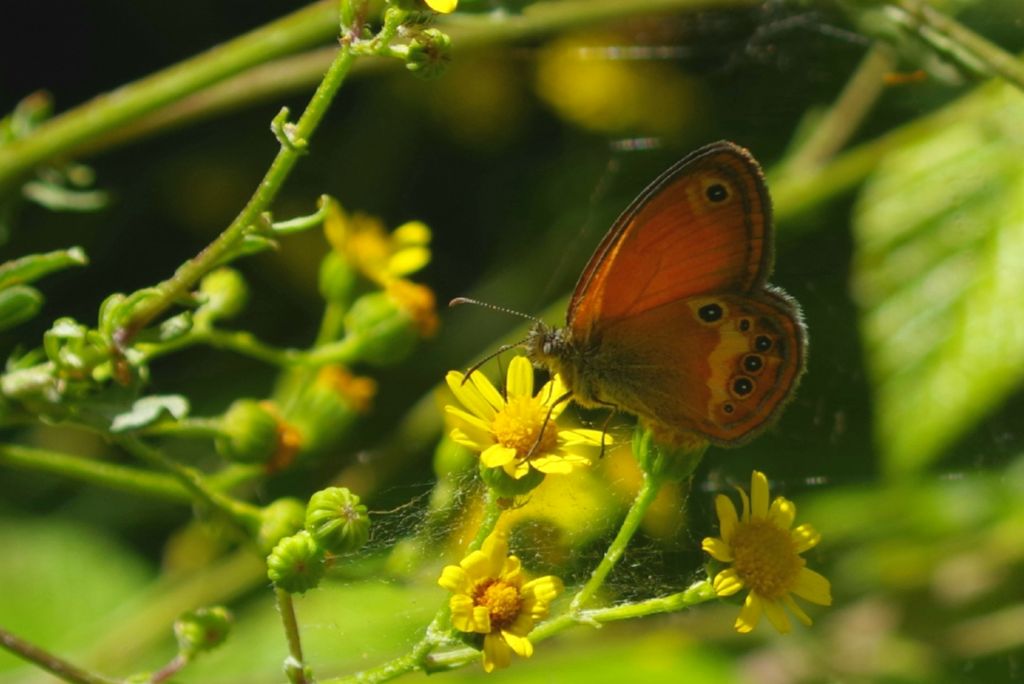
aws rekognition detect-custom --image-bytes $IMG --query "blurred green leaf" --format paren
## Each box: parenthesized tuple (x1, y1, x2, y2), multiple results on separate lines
(852, 83, 1024, 476)
(0, 286, 43, 332)
(0, 247, 87, 290)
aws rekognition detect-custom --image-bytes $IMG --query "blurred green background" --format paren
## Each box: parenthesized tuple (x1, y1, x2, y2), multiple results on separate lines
(2, 0, 1024, 682)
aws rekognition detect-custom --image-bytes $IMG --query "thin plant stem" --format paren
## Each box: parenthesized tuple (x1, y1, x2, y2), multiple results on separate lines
(117, 435, 262, 533)
(277, 588, 310, 684)
(423, 580, 719, 675)
(0, 627, 119, 684)
(894, 0, 1024, 92)
(114, 44, 357, 345)
(0, 442, 193, 502)
(783, 42, 896, 174)
(570, 472, 663, 612)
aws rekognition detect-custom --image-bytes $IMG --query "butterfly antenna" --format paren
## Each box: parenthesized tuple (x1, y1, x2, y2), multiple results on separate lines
(449, 297, 544, 325)
(460, 341, 527, 385)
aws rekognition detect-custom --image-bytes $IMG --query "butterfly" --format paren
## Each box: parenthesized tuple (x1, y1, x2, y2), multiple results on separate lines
(525, 141, 806, 448)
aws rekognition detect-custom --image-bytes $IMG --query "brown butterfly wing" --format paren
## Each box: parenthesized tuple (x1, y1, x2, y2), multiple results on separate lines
(562, 141, 805, 444)
(585, 291, 805, 445)
(568, 141, 772, 336)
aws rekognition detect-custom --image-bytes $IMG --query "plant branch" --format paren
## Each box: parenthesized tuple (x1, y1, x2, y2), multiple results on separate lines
(277, 588, 310, 684)
(0, 627, 119, 684)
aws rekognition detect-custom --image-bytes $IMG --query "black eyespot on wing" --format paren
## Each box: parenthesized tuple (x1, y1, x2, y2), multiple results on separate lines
(706, 183, 728, 202)
(755, 335, 772, 352)
(743, 354, 763, 373)
(732, 377, 754, 396)
(723, 403, 734, 414)
(698, 303, 723, 323)
(739, 319, 751, 332)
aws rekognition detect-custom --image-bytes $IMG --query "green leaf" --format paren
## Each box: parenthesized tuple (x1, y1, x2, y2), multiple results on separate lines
(852, 83, 1024, 477)
(110, 395, 191, 433)
(0, 246, 87, 289)
(0, 285, 43, 331)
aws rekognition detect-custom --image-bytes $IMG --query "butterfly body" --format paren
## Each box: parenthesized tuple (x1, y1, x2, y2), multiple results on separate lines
(527, 141, 806, 447)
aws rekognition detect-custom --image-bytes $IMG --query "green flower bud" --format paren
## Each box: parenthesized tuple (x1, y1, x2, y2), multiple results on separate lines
(257, 497, 307, 555)
(197, 267, 248, 321)
(405, 28, 452, 79)
(632, 425, 707, 482)
(215, 399, 278, 464)
(0, 285, 43, 331)
(318, 251, 357, 306)
(174, 606, 232, 659)
(305, 487, 370, 554)
(267, 531, 325, 594)
(344, 291, 418, 366)
(479, 461, 545, 498)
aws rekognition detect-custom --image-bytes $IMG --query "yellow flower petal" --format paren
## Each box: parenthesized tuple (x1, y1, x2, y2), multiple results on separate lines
(791, 567, 832, 606)
(445, 406, 495, 445)
(714, 493, 739, 543)
(501, 630, 534, 658)
(446, 371, 497, 421)
(530, 455, 576, 474)
(472, 605, 492, 634)
(481, 444, 517, 468)
(467, 371, 506, 413)
(387, 246, 431, 277)
(506, 356, 534, 399)
(425, 0, 458, 13)
(750, 471, 769, 519)
(791, 523, 822, 553)
(701, 536, 734, 563)
(712, 568, 744, 596)
(559, 428, 606, 446)
(450, 428, 486, 452)
(482, 633, 512, 672)
(461, 549, 494, 581)
(536, 374, 569, 415)
(501, 555, 523, 583)
(783, 594, 813, 627)
(438, 565, 469, 593)
(480, 532, 509, 576)
(507, 610, 536, 634)
(450, 594, 476, 632)
(735, 592, 761, 634)
(768, 496, 795, 530)
(509, 459, 532, 479)
(522, 575, 563, 608)
(761, 596, 792, 634)
(392, 220, 431, 247)
(736, 484, 751, 522)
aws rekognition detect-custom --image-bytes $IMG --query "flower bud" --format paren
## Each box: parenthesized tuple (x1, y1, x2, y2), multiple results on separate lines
(318, 251, 358, 306)
(257, 497, 307, 555)
(479, 461, 545, 498)
(344, 291, 419, 365)
(215, 399, 279, 464)
(632, 425, 707, 482)
(405, 28, 453, 78)
(305, 487, 370, 554)
(174, 606, 232, 659)
(267, 531, 325, 594)
(197, 267, 248, 322)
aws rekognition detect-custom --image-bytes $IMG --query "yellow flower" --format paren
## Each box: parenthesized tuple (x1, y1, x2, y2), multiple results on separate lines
(438, 532, 562, 672)
(445, 356, 605, 479)
(424, 0, 457, 13)
(324, 201, 431, 286)
(702, 471, 832, 634)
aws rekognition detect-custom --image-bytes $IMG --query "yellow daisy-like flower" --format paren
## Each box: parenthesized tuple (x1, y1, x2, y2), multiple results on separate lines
(445, 356, 605, 479)
(702, 471, 832, 634)
(424, 0, 457, 12)
(438, 532, 562, 672)
(324, 201, 431, 286)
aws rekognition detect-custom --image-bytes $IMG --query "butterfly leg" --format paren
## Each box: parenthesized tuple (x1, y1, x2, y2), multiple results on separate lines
(526, 390, 574, 459)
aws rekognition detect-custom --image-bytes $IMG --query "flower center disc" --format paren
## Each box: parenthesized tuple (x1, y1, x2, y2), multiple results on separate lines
(730, 518, 803, 599)
(492, 397, 558, 458)
(474, 579, 522, 629)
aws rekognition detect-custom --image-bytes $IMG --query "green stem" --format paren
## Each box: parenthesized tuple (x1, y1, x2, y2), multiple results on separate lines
(0, 1, 337, 191)
(570, 473, 663, 612)
(115, 44, 357, 344)
(277, 588, 310, 684)
(894, 0, 1024, 92)
(0, 627, 119, 684)
(117, 435, 262, 533)
(0, 442, 193, 502)
(422, 580, 718, 673)
(782, 42, 895, 175)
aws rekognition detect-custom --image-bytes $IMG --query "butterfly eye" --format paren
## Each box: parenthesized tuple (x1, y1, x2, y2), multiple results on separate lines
(705, 183, 729, 203)
(754, 335, 772, 352)
(743, 354, 763, 373)
(731, 376, 754, 397)
(697, 302, 723, 323)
